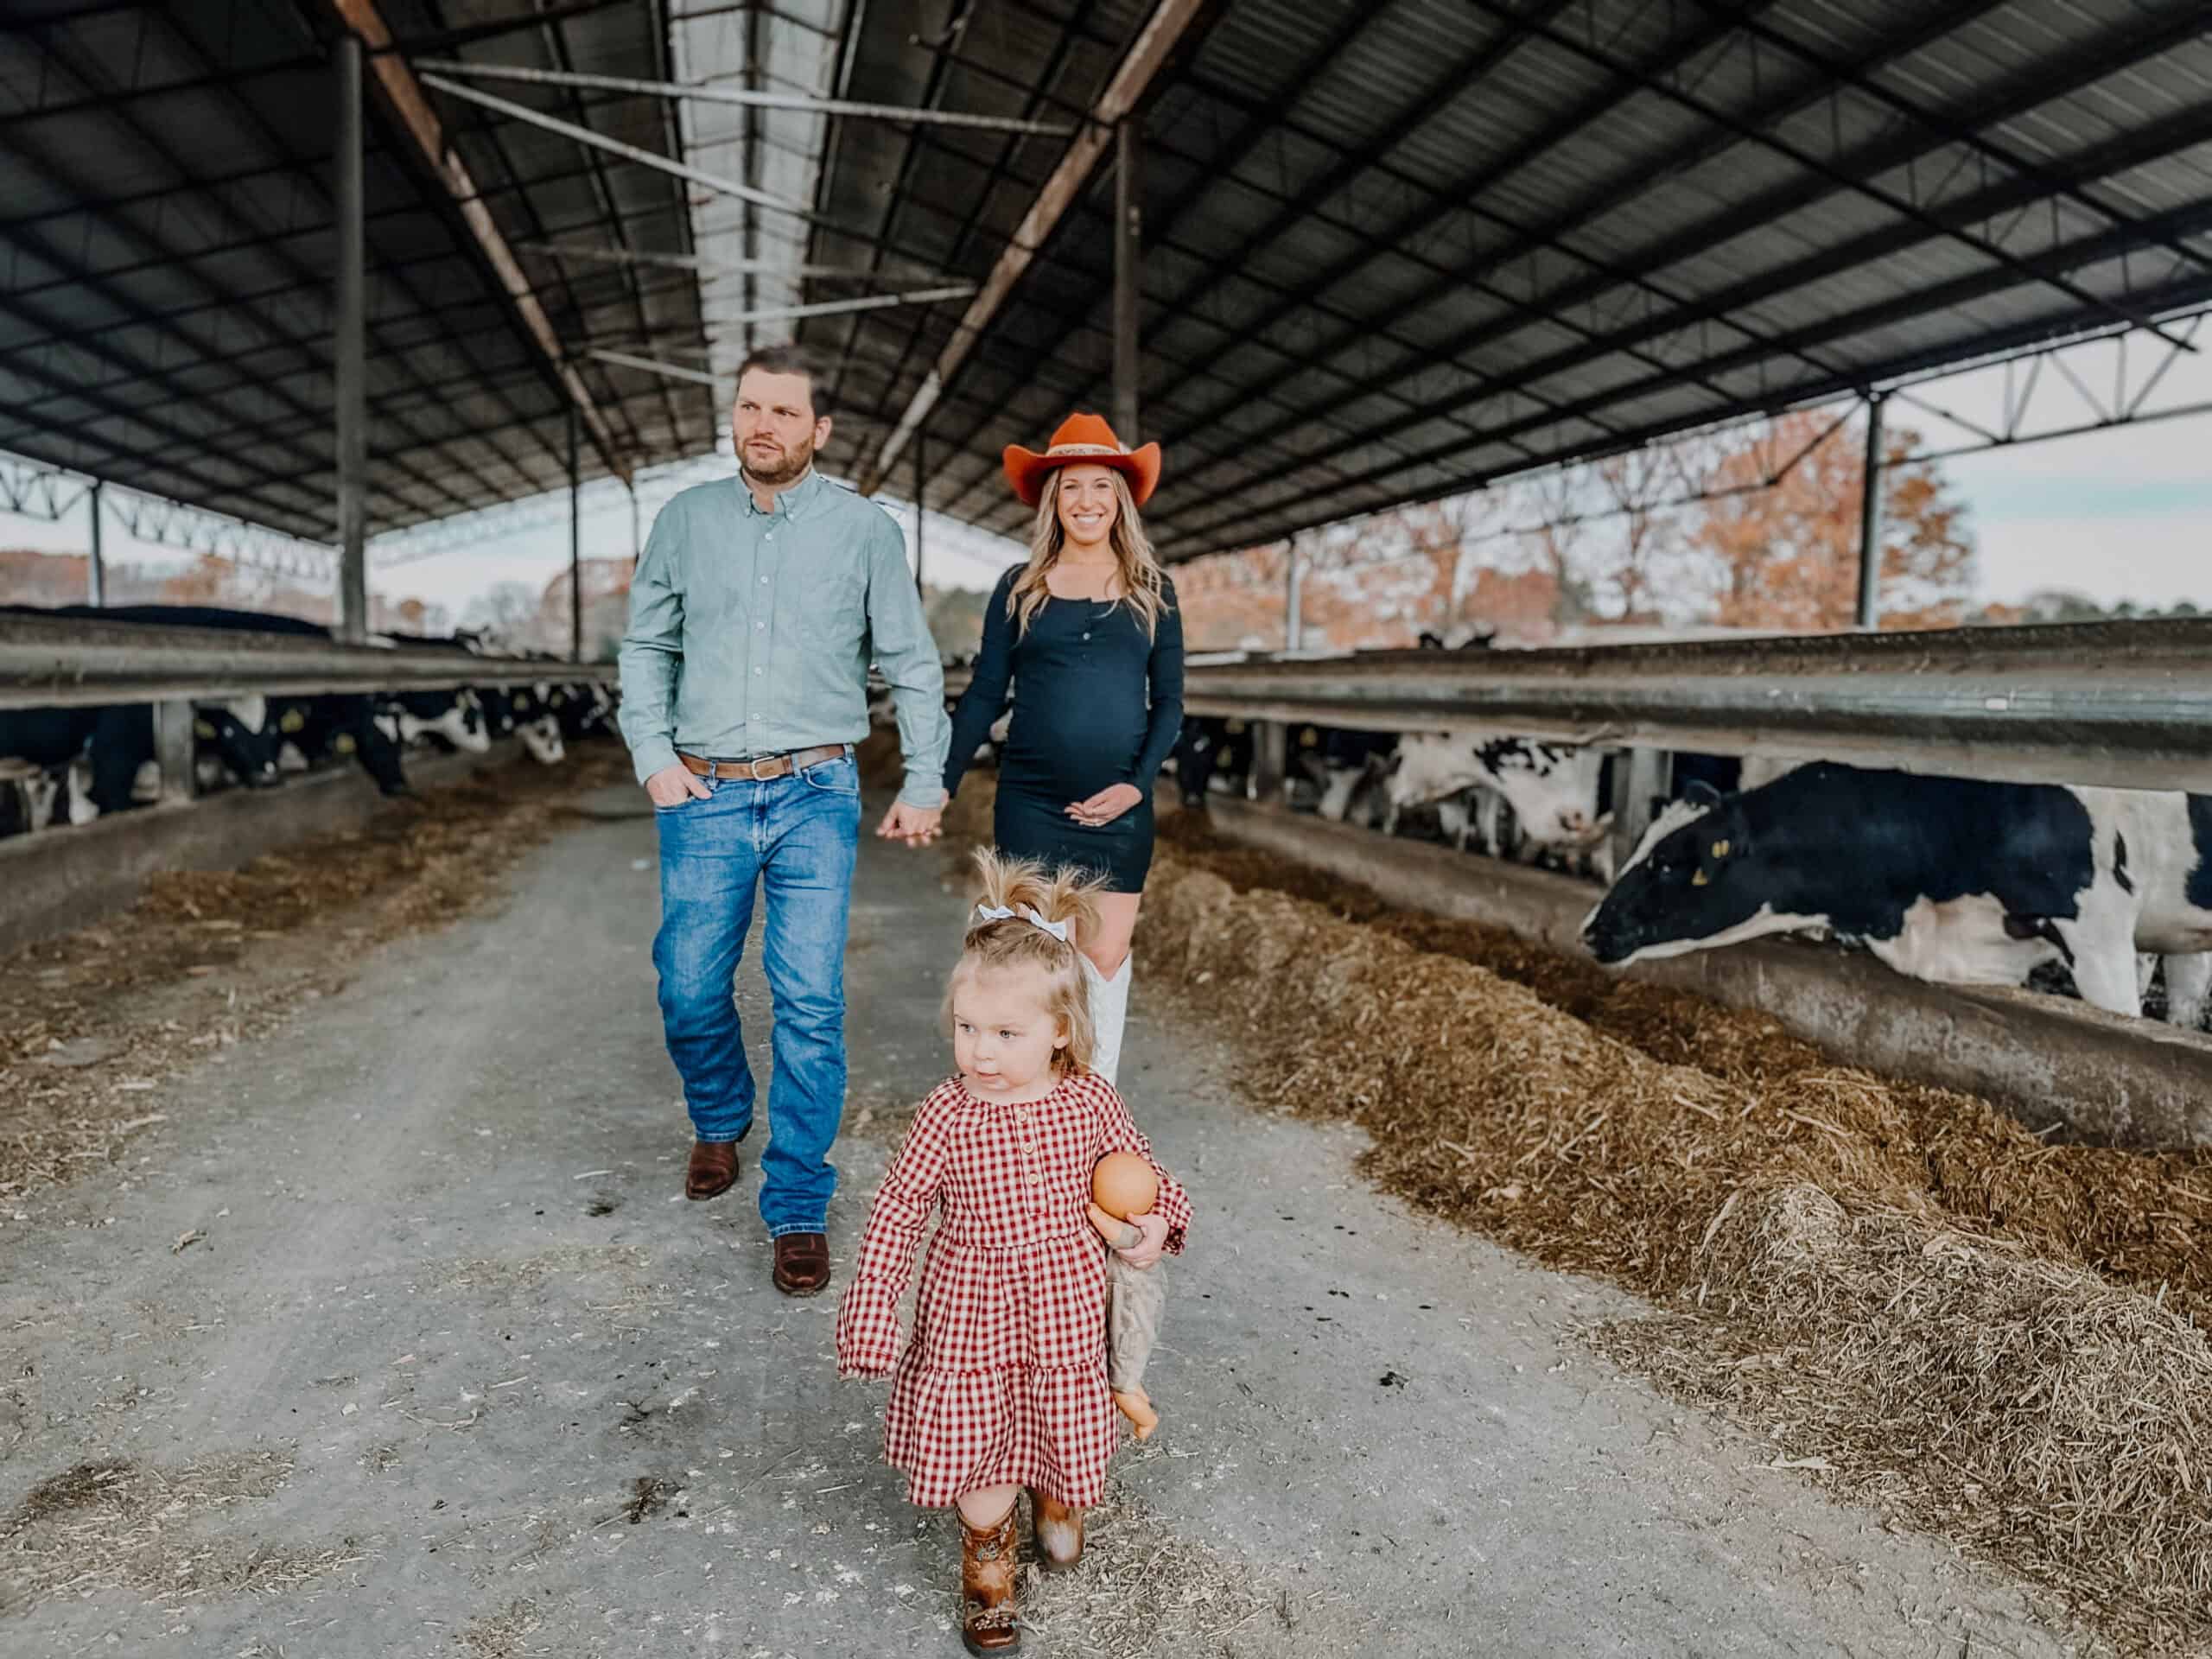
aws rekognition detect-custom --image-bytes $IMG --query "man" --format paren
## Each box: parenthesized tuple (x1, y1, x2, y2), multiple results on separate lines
(619, 344, 949, 1297)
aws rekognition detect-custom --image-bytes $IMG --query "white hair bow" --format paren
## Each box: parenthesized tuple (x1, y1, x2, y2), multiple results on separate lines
(974, 902, 1072, 944)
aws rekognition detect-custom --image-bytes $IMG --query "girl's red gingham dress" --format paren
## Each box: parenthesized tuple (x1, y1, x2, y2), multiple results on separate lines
(835, 1070, 1190, 1509)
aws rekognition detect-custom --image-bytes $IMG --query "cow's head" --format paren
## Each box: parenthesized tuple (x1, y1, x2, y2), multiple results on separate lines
(411, 690, 490, 753)
(194, 696, 283, 788)
(518, 715, 565, 766)
(1580, 782, 1808, 964)
(1476, 737, 1608, 846)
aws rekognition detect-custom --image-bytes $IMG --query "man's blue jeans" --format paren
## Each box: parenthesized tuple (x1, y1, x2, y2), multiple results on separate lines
(651, 751, 861, 1236)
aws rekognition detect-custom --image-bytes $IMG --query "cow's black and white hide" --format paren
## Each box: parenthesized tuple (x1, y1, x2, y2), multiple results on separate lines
(1580, 762, 2212, 1025)
(1169, 716, 1254, 807)
(1376, 730, 1611, 872)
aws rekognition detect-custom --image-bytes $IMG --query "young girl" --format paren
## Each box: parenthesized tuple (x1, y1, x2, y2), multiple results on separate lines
(836, 850, 1191, 1656)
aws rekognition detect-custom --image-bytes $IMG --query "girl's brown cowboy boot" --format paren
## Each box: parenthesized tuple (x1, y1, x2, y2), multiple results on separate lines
(959, 1503, 1021, 1656)
(1028, 1488, 1084, 1573)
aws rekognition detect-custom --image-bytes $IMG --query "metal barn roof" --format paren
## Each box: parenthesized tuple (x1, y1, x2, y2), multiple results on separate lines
(4, 0, 2211, 559)
(818, 0, 2212, 559)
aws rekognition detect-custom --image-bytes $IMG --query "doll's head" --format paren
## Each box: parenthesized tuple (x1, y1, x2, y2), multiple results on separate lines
(1091, 1152, 1158, 1220)
(947, 848, 1105, 1092)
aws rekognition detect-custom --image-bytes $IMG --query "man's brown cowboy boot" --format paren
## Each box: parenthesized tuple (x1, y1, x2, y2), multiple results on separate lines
(685, 1140, 739, 1201)
(958, 1501, 1021, 1656)
(1029, 1488, 1084, 1573)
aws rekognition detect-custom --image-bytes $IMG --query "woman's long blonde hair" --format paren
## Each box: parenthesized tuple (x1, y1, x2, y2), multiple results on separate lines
(948, 848, 1107, 1077)
(1007, 468, 1168, 640)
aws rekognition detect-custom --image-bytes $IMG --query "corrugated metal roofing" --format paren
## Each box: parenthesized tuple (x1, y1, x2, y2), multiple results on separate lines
(4, 0, 2210, 561)
(815, 0, 2212, 560)
(0, 0, 715, 543)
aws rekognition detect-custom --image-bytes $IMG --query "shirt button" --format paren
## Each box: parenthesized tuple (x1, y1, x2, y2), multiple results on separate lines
(755, 621, 765, 630)
(1082, 632, 1090, 640)
(753, 667, 763, 677)
(760, 575, 769, 585)
(1027, 1173, 1040, 1185)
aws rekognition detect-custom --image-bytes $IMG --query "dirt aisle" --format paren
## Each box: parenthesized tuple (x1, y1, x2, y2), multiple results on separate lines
(0, 788, 2088, 1657)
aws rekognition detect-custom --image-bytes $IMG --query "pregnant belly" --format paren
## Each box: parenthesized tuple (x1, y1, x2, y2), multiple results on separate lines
(1005, 705, 1145, 791)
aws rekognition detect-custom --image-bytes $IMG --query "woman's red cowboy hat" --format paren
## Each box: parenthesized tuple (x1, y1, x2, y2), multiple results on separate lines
(1002, 412, 1161, 508)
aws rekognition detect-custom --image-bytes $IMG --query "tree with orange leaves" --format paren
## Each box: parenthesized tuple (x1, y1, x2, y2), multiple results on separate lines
(1685, 410, 1975, 632)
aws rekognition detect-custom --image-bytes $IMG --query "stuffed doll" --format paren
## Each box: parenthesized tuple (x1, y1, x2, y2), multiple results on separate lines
(1087, 1151, 1167, 1440)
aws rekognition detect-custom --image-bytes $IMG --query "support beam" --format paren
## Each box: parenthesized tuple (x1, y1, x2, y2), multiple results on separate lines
(334, 34, 369, 645)
(152, 699, 196, 805)
(417, 72, 814, 219)
(855, 0, 1214, 495)
(326, 0, 626, 480)
(569, 404, 583, 664)
(1113, 118, 1141, 442)
(588, 348, 722, 388)
(1857, 393, 1886, 631)
(86, 480, 105, 607)
(913, 424, 927, 598)
(1283, 534, 1302, 651)
(411, 59, 1078, 136)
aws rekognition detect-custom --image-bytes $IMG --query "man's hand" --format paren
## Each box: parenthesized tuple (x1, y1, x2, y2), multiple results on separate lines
(876, 801, 943, 846)
(1109, 1210, 1170, 1270)
(1065, 782, 1143, 827)
(645, 763, 711, 807)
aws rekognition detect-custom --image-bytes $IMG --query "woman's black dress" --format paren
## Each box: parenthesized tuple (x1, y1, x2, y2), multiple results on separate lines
(942, 567, 1185, 893)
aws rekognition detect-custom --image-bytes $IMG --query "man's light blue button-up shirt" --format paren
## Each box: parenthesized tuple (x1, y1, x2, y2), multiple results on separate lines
(616, 468, 950, 809)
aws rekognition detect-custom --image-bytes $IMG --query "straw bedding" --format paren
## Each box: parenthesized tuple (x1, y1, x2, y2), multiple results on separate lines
(1127, 824, 2212, 1654)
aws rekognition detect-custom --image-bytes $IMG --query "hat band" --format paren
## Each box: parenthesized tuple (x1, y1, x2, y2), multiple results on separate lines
(1043, 442, 1127, 458)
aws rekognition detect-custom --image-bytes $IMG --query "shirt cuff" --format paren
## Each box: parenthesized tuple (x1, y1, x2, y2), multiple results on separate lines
(630, 735, 681, 785)
(899, 781, 949, 811)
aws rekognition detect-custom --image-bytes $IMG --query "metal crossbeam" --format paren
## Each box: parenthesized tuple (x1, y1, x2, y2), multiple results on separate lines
(411, 59, 1080, 135)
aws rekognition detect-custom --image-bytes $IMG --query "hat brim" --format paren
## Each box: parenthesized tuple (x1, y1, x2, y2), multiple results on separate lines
(1002, 442, 1160, 509)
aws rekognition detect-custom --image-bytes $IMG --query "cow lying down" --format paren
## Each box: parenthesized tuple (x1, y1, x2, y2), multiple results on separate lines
(1580, 762, 2212, 1027)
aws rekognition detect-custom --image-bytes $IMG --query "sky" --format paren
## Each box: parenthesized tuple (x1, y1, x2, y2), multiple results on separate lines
(6, 321, 2208, 619)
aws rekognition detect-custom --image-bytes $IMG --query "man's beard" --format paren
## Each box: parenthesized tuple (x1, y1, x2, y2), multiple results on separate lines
(741, 432, 813, 487)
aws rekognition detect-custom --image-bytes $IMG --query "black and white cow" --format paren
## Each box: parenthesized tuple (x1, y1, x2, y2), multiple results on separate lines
(1580, 762, 2212, 1026)
(1170, 715, 1255, 807)
(1290, 723, 1399, 820)
(1376, 730, 1611, 867)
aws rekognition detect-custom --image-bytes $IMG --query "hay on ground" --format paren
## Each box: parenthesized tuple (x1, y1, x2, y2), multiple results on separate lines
(1140, 853, 2212, 1653)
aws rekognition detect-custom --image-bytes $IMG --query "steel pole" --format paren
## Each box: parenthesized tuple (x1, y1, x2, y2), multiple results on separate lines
(87, 479, 105, 607)
(1284, 533, 1302, 651)
(334, 34, 368, 644)
(1113, 118, 1141, 443)
(913, 424, 927, 597)
(1856, 391, 1886, 631)
(569, 403, 582, 663)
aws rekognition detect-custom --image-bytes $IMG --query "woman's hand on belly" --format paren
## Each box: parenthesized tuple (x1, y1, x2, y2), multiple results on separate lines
(1065, 783, 1143, 826)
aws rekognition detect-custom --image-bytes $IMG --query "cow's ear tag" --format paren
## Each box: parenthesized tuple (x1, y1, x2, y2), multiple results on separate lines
(1691, 868, 1711, 887)
(1711, 838, 1731, 859)
(280, 709, 305, 733)
(335, 734, 356, 754)
(1299, 728, 1318, 747)
(193, 718, 217, 739)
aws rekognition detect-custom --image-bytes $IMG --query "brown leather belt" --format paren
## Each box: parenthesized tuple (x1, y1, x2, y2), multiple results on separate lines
(679, 743, 848, 782)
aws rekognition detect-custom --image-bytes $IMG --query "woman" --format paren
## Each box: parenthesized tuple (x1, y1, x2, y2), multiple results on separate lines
(942, 412, 1183, 1086)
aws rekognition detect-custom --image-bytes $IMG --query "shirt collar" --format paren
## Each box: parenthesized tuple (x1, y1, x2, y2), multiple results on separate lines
(741, 464, 824, 520)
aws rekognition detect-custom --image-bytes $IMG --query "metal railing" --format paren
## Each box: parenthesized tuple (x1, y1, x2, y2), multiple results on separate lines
(950, 618, 2212, 793)
(0, 612, 614, 711)
(16, 613, 2211, 792)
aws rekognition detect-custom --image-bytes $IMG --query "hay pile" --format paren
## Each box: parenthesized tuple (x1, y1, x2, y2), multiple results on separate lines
(1155, 814, 2212, 1315)
(1141, 858, 2212, 1653)
(1604, 1188, 2212, 1644)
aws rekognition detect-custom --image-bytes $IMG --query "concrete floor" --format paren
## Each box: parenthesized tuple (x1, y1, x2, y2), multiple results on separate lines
(0, 789, 2089, 1657)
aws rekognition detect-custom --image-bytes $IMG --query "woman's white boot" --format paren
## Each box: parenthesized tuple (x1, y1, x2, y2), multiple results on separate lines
(1083, 952, 1133, 1087)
